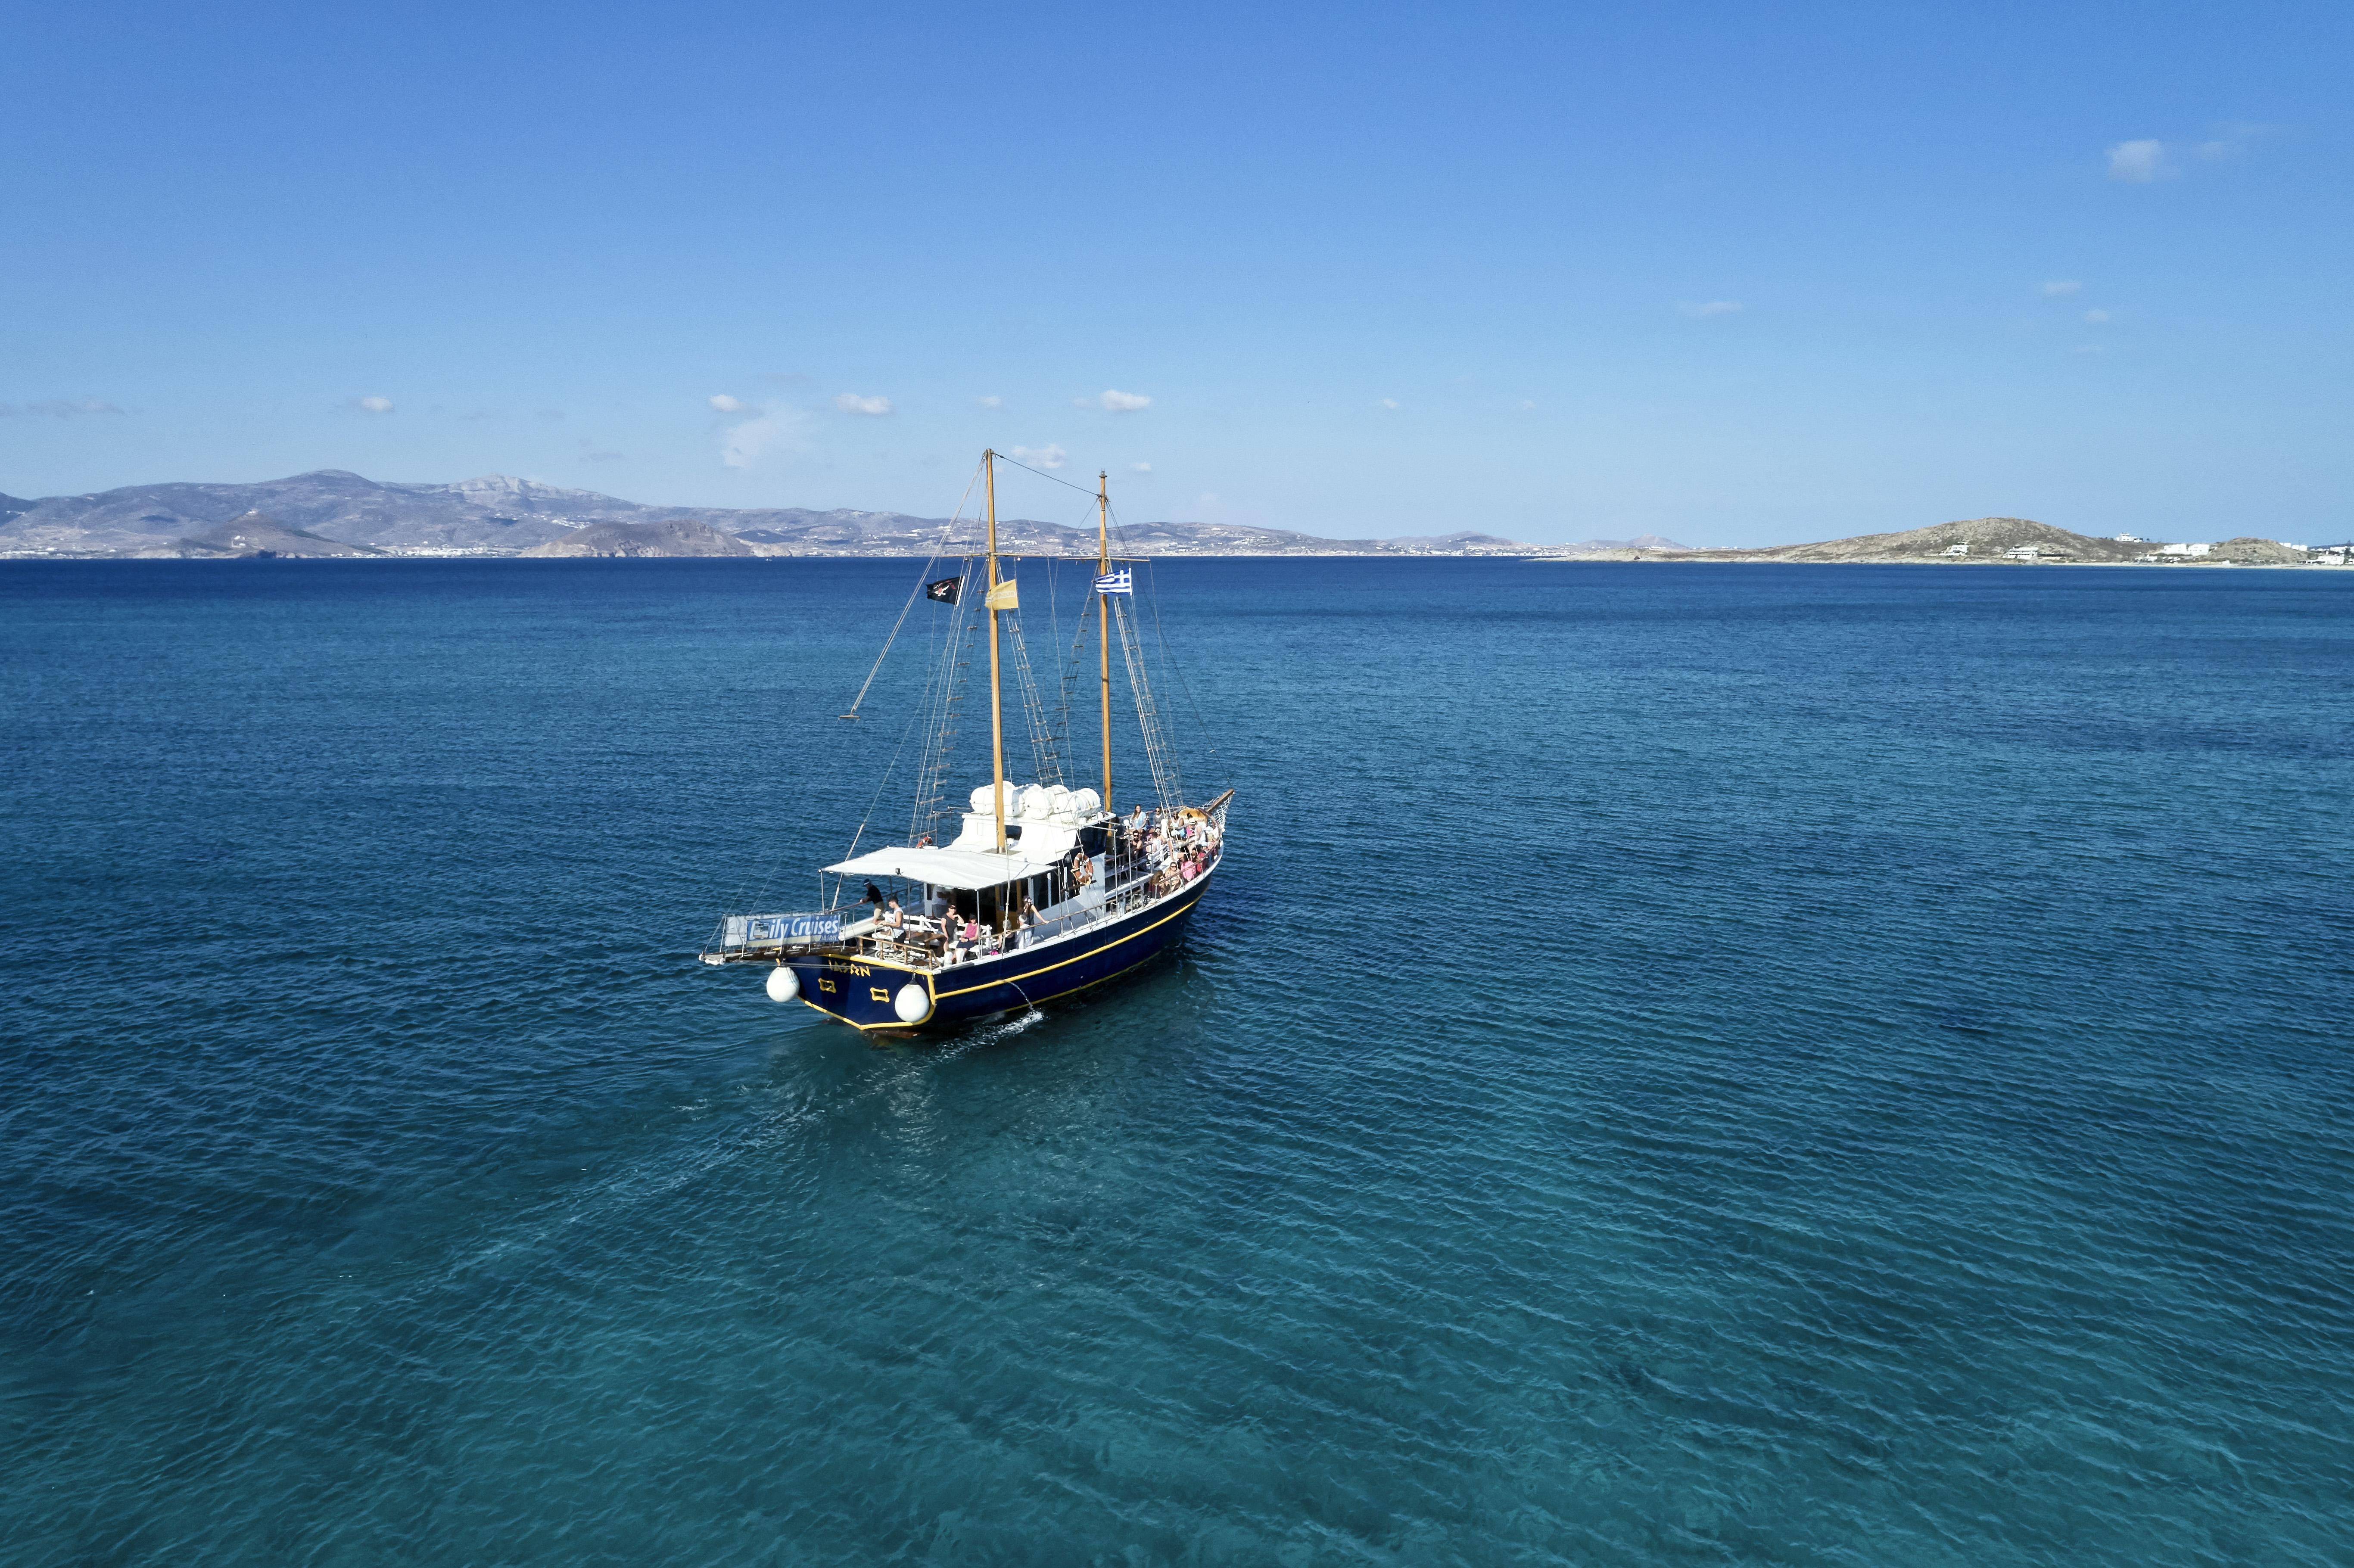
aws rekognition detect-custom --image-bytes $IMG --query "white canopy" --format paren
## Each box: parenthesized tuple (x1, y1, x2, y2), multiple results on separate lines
(825, 843, 1059, 890)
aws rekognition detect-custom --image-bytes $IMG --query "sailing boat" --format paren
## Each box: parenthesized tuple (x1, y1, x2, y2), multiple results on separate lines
(700, 449, 1231, 1033)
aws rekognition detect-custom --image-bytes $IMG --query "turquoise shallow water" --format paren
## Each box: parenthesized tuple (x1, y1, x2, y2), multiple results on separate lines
(3, 558, 2351, 1565)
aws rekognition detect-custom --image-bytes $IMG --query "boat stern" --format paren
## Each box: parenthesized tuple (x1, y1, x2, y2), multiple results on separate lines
(786, 952, 936, 1030)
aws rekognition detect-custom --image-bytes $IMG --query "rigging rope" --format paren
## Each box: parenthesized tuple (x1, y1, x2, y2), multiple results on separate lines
(993, 451, 1109, 498)
(837, 462, 981, 720)
(1143, 556, 1222, 785)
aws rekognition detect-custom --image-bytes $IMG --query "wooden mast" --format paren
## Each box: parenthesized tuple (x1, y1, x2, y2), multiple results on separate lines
(985, 450, 1007, 860)
(1096, 471, 1114, 814)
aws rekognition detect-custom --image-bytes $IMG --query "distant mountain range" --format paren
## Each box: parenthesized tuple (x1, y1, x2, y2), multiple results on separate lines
(11, 471, 2298, 568)
(0, 470, 1679, 560)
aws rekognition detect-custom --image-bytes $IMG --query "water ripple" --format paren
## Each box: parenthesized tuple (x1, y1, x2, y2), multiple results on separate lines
(3, 559, 2351, 1565)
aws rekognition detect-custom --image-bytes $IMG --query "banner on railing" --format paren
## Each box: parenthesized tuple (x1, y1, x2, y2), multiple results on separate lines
(723, 912, 842, 946)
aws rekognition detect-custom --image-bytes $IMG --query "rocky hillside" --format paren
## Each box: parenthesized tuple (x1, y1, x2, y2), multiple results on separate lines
(1655, 516, 2142, 563)
(520, 518, 754, 558)
(2202, 536, 2311, 565)
(104, 510, 384, 559)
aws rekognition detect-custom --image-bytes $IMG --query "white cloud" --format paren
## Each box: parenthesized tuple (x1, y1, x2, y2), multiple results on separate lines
(1129, 461, 1152, 473)
(2083, 308, 2112, 324)
(1010, 444, 1068, 469)
(2041, 280, 2083, 298)
(708, 394, 746, 413)
(976, 395, 1002, 408)
(357, 395, 395, 414)
(1677, 300, 1743, 318)
(2195, 122, 2275, 163)
(2107, 139, 2171, 182)
(0, 397, 125, 418)
(1096, 389, 1151, 412)
(722, 406, 810, 469)
(832, 392, 894, 416)
(1381, 398, 1399, 410)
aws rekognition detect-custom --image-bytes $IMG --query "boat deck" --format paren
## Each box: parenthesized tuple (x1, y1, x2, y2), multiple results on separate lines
(703, 793, 1229, 974)
(856, 849, 1220, 973)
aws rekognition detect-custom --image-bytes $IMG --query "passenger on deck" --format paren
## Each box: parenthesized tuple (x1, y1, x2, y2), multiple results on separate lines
(879, 897, 904, 935)
(864, 880, 886, 910)
(1017, 899, 1039, 947)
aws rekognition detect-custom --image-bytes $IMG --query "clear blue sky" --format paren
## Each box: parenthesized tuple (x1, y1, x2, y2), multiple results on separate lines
(3, 1, 2347, 545)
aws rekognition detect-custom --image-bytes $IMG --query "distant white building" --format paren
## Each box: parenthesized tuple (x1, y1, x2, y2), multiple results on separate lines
(2003, 545, 2043, 560)
(1943, 543, 1970, 556)
(2113, 533, 2146, 543)
(2160, 542, 2213, 557)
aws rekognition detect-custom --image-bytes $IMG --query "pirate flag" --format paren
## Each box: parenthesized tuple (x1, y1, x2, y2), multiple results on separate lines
(924, 576, 961, 604)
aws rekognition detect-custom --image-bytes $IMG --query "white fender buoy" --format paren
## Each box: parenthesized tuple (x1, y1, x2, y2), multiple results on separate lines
(765, 966, 800, 1003)
(893, 983, 930, 1024)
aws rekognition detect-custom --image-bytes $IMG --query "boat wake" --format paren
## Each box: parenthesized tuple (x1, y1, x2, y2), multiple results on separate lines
(934, 1007, 1047, 1056)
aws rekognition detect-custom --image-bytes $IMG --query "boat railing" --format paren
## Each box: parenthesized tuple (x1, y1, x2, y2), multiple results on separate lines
(702, 803, 1227, 969)
(700, 909, 852, 963)
(834, 850, 1220, 972)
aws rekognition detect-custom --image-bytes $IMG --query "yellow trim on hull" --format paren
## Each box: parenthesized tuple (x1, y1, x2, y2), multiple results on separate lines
(933, 885, 1206, 999)
(784, 865, 1215, 1032)
(798, 888, 1205, 1032)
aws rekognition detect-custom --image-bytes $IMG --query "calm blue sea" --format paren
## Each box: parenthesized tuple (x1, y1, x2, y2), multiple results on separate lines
(3, 558, 2351, 1566)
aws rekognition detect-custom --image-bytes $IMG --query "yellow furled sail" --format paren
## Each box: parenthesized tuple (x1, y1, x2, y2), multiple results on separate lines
(985, 579, 1019, 611)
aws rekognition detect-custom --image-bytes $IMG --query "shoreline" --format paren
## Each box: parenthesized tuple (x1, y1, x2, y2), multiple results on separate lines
(1526, 555, 2350, 571)
(3, 551, 2347, 571)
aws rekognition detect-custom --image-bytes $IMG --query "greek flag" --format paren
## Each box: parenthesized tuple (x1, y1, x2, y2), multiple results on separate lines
(1094, 569, 1133, 596)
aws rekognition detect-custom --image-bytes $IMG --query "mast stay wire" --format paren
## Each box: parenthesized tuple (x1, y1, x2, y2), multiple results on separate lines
(975, 467, 1218, 812)
(717, 452, 1202, 927)
(837, 460, 983, 721)
(1091, 492, 1221, 794)
(1141, 554, 1222, 787)
(1000, 475, 1201, 810)
(724, 482, 978, 918)
(993, 451, 1110, 499)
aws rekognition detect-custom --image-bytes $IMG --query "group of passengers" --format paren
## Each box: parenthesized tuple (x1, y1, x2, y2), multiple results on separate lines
(856, 803, 1221, 971)
(867, 886, 1040, 968)
(1116, 803, 1221, 896)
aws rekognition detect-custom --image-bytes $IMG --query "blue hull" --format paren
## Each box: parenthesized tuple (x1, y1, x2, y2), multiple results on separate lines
(783, 873, 1211, 1034)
